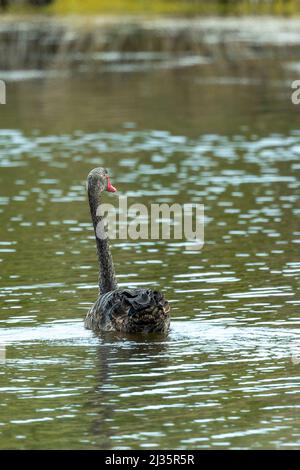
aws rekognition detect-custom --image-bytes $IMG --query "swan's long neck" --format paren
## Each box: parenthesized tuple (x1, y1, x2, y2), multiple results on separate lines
(88, 190, 118, 295)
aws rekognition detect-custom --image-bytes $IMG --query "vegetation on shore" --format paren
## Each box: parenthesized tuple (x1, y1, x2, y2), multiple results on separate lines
(3, 0, 300, 16)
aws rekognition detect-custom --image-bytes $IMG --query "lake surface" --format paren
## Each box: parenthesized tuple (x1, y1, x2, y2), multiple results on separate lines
(0, 53, 300, 449)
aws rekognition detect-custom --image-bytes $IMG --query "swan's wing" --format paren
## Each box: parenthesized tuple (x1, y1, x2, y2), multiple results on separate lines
(110, 289, 170, 332)
(119, 289, 166, 314)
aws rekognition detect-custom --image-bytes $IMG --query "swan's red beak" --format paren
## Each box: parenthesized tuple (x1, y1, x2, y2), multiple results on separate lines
(106, 175, 117, 193)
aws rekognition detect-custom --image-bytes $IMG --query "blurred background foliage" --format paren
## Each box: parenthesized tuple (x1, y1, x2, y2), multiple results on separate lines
(1, 0, 300, 15)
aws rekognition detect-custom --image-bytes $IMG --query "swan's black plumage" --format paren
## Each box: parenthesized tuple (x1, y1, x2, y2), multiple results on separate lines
(84, 168, 170, 334)
(85, 288, 170, 333)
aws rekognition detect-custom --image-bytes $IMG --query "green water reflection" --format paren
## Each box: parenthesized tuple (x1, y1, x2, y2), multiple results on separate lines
(0, 61, 299, 449)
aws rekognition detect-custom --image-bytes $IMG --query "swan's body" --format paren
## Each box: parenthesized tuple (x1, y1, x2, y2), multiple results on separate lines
(84, 168, 170, 334)
(85, 287, 170, 333)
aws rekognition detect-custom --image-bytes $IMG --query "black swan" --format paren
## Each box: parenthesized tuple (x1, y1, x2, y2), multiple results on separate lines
(84, 167, 170, 333)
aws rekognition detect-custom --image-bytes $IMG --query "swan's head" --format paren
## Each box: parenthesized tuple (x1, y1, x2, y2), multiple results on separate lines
(87, 167, 117, 195)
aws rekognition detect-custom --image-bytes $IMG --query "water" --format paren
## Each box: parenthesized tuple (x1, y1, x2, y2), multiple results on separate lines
(0, 55, 300, 449)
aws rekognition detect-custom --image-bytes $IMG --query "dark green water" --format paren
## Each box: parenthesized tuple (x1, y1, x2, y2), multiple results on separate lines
(0, 57, 300, 449)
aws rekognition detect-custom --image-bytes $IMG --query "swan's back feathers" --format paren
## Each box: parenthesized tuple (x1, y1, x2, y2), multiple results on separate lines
(85, 288, 170, 333)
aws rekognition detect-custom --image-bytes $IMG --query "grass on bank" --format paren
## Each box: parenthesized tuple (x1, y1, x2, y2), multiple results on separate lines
(5, 0, 300, 16)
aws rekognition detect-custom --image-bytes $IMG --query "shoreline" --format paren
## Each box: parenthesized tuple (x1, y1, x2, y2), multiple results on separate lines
(1, 15, 300, 71)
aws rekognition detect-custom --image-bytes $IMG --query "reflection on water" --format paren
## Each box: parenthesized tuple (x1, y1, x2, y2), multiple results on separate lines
(0, 59, 299, 449)
(1, 319, 299, 449)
